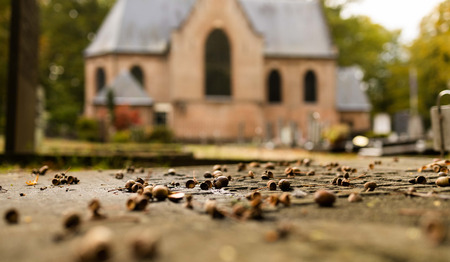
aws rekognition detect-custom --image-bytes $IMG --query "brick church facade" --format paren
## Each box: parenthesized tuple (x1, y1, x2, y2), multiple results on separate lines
(84, 0, 371, 144)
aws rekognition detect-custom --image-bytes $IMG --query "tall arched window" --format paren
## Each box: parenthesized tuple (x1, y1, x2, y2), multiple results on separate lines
(95, 68, 106, 92)
(304, 70, 317, 102)
(267, 70, 282, 103)
(131, 65, 144, 87)
(205, 29, 231, 97)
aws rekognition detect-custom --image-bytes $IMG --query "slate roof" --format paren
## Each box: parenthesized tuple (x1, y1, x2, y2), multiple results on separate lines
(336, 67, 372, 112)
(85, 0, 335, 58)
(93, 70, 153, 106)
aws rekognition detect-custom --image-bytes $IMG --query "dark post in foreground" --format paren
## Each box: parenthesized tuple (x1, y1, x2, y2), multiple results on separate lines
(5, 0, 39, 154)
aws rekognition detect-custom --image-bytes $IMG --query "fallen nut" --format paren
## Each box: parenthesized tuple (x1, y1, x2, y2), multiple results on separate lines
(4, 208, 19, 224)
(152, 185, 169, 201)
(63, 212, 81, 231)
(436, 177, 450, 187)
(348, 192, 363, 203)
(314, 189, 336, 207)
(77, 226, 113, 262)
(278, 179, 291, 191)
(364, 181, 377, 192)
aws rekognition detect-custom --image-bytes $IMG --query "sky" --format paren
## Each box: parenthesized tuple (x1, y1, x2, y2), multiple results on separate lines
(341, 0, 445, 43)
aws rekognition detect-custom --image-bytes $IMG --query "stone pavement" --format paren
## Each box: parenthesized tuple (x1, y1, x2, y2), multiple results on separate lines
(1, 156, 450, 262)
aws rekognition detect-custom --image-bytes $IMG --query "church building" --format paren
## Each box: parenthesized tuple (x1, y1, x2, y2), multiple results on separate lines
(84, 0, 371, 144)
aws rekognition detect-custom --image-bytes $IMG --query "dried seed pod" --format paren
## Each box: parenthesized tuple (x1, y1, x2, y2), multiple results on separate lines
(278, 179, 291, 191)
(199, 181, 210, 190)
(237, 162, 246, 172)
(314, 189, 336, 207)
(203, 172, 213, 178)
(52, 178, 61, 186)
(152, 185, 169, 201)
(268, 194, 279, 206)
(88, 199, 101, 213)
(249, 162, 260, 168)
(185, 179, 197, 189)
(436, 177, 450, 187)
(131, 182, 143, 193)
(143, 186, 153, 199)
(130, 234, 159, 260)
(125, 180, 135, 191)
(264, 170, 274, 178)
(364, 181, 377, 191)
(421, 213, 447, 246)
(415, 176, 427, 184)
(39, 165, 49, 175)
(246, 191, 261, 200)
(247, 171, 255, 179)
(77, 226, 112, 262)
(341, 178, 350, 187)
(279, 193, 291, 207)
(4, 208, 19, 224)
(135, 177, 144, 184)
(232, 203, 247, 219)
(168, 192, 185, 203)
(267, 180, 277, 191)
(204, 200, 225, 219)
(63, 212, 81, 231)
(67, 176, 75, 184)
(348, 192, 363, 203)
(264, 162, 275, 170)
(213, 176, 229, 189)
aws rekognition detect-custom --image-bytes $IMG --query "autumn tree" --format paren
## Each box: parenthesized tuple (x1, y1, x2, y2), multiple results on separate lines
(410, 0, 450, 125)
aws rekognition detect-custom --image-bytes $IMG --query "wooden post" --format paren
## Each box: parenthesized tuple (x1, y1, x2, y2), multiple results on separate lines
(5, 0, 39, 155)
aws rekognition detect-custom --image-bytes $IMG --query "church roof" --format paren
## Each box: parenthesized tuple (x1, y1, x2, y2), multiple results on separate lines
(93, 70, 153, 106)
(85, 0, 336, 58)
(336, 67, 372, 112)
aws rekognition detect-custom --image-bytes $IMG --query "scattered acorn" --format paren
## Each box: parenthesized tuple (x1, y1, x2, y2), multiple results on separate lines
(152, 185, 169, 201)
(185, 179, 198, 189)
(314, 189, 336, 207)
(436, 177, 450, 187)
(267, 180, 277, 191)
(348, 192, 363, 203)
(130, 234, 159, 260)
(364, 181, 377, 192)
(279, 193, 291, 207)
(4, 208, 19, 224)
(213, 176, 229, 189)
(278, 179, 291, 191)
(63, 212, 81, 231)
(127, 195, 148, 211)
(77, 226, 113, 262)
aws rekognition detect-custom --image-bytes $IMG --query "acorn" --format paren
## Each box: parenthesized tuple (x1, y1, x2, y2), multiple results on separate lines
(185, 194, 194, 209)
(249, 162, 260, 168)
(364, 181, 377, 192)
(130, 234, 159, 260)
(125, 180, 135, 191)
(185, 179, 197, 189)
(213, 176, 229, 189)
(167, 168, 176, 175)
(267, 180, 277, 191)
(232, 203, 247, 219)
(237, 162, 246, 172)
(213, 164, 222, 171)
(341, 178, 350, 187)
(348, 192, 363, 203)
(4, 208, 19, 224)
(279, 193, 291, 207)
(203, 172, 213, 178)
(264, 162, 275, 170)
(88, 199, 101, 213)
(52, 178, 61, 186)
(204, 200, 225, 219)
(248, 171, 255, 179)
(152, 185, 169, 201)
(127, 196, 148, 211)
(415, 175, 427, 184)
(213, 170, 223, 177)
(314, 189, 336, 207)
(200, 181, 210, 190)
(436, 177, 450, 187)
(114, 172, 124, 180)
(143, 186, 153, 199)
(264, 170, 274, 178)
(278, 179, 291, 191)
(246, 191, 261, 201)
(135, 177, 145, 184)
(38, 165, 49, 175)
(268, 194, 279, 206)
(131, 182, 143, 193)
(77, 226, 112, 262)
(438, 171, 447, 177)
(63, 212, 81, 231)
(67, 176, 75, 184)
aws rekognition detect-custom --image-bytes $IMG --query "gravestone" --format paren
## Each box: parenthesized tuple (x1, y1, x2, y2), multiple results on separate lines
(5, 0, 39, 154)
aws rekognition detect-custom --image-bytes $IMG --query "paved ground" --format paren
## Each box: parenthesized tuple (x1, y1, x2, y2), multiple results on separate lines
(1, 156, 450, 262)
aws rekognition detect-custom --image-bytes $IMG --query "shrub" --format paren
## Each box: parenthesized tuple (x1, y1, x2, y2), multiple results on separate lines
(76, 117, 100, 141)
(111, 130, 131, 143)
(148, 126, 174, 143)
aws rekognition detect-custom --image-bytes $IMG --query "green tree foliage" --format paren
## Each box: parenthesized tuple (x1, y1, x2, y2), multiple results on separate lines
(39, 0, 113, 136)
(410, 0, 450, 125)
(322, 0, 407, 115)
(0, 0, 10, 134)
